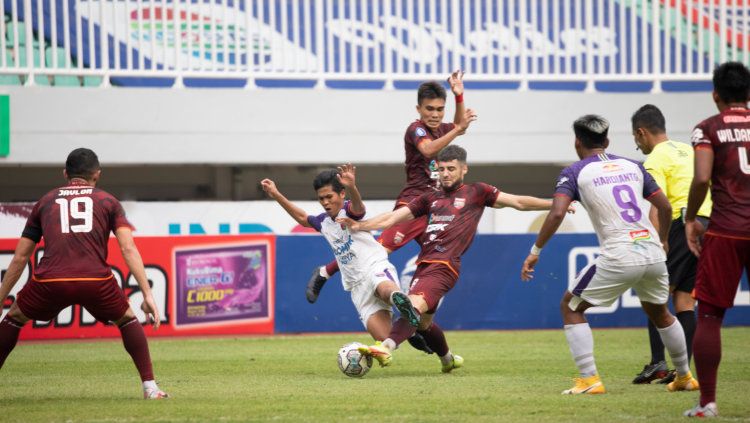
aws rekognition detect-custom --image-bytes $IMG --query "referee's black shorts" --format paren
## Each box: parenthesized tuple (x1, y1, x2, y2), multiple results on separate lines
(667, 215, 709, 293)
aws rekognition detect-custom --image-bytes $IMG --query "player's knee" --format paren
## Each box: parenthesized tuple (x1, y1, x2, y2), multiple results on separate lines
(6, 303, 30, 324)
(114, 308, 137, 326)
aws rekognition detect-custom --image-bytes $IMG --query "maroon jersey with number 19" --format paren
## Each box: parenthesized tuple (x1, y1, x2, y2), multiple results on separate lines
(22, 180, 134, 281)
(406, 182, 500, 276)
(691, 106, 750, 239)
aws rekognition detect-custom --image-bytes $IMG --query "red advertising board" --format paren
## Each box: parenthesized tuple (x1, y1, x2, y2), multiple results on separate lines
(0, 235, 275, 340)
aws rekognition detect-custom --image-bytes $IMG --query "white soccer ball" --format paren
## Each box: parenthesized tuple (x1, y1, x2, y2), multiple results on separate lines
(337, 342, 373, 378)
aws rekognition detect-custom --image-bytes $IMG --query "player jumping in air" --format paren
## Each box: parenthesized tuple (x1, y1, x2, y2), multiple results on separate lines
(261, 164, 420, 341)
(521, 115, 698, 396)
(339, 145, 567, 373)
(0, 148, 168, 399)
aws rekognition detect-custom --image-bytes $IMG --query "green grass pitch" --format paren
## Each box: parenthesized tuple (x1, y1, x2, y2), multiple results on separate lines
(1, 328, 748, 422)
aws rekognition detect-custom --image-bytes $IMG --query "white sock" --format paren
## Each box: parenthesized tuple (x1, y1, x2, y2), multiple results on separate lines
(564, 323, 598, 378)
(382, 338, 397, 351)
(319, 266, 330, 279)
(439, 352, 453, 366)
(142, 380, 158, 391)
(656, 318, 690, 376)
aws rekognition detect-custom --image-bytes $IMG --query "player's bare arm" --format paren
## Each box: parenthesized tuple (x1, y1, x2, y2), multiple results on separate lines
(684, 147, 714, 257)
(0, 237, 36, 305)
(417, 108, 478, 158)
(645, 190, 673, 253)
(261, 178, 312, 228)
(494, 192, 576, 213)
(115, 227, 161, 329)
(337, 164, 365, 216)
(521, 194, 574, 281)
(338, 206, 414, 232)
(448, 70, 465, 128)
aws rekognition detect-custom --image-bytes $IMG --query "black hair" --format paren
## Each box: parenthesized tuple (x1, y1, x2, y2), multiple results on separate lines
(417, 81, 447, 105)
(573, 115, 610, 148)
(437, 145, 467, 163)
(631, 104, 666, 134)
(65, 148, 100, 180)
(312, 169, 344, 193)
(713, 61, 750, 104)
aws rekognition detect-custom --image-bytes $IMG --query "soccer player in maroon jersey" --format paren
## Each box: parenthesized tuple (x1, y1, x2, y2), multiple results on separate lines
(682, 62, 750, 418)
(0, 148, 168, 399)
(306, 71, 477, 305)
(338, 145, 564, 371)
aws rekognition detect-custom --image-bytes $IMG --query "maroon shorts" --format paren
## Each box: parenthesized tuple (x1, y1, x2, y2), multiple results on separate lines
(694, 233, 750, 309)
(408, 262, 459, 313)
(16, 276, 130, 323)
(379, 214, 428, 252)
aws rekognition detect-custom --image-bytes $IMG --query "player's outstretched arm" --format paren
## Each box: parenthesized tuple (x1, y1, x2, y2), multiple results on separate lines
(337, 164, 365, 216)
(646, 191, 673, 253)
(0, 237, 36, 304)
(115, 227, 161, 329)
(260, 179, 312, 228)
(494, 192, 576, 212)
(417, 108, 478, 159)
(521, 194, 573, 282)
(448, 70, 465, 127)
(337, 207, 414, 232)
(684, 147, 713, 256)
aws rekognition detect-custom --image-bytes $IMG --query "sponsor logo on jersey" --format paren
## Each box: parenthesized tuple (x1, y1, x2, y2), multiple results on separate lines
(429, 214, 455, 223)
(556, 176, 569, 187)
(723, 115, 750, 123)
(602, 163, 623, 172)
(629, 229, 652, 242)
(453, 198, 465, 209)
(416, 127, 427, 137)
(426, 223, 448, 232)
(691, 128, 708, 145)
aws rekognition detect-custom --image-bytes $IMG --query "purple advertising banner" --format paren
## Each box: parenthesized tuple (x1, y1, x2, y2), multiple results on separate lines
(174, 243, 270, 327)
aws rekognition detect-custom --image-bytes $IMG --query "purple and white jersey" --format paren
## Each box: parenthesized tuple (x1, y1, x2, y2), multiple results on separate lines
(555, 153, 666, 268)
(307, 201, 390, 291)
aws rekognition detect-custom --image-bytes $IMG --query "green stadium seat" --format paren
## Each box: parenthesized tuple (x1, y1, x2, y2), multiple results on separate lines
(0, 49, 21, 85)
(44, 47, 80, 86)
(83, 75, 103, 87)
(4, 20, 36, 47)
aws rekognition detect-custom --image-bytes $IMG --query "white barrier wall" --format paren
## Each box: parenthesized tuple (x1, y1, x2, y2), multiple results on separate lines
(0, 86, 718, 165)
(0, 200, 596, 238)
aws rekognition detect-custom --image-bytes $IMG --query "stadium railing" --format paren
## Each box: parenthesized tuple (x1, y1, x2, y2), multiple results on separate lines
(1, 0, 748, 91)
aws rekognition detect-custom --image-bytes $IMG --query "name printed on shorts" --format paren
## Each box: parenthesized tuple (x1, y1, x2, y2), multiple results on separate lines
(58, 188, 93, 196)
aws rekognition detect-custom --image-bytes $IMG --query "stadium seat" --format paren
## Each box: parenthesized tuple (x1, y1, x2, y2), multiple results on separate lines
(0, 49, 21, 85)
(4, 20, 38, 48)
(44, 47, 80, 86)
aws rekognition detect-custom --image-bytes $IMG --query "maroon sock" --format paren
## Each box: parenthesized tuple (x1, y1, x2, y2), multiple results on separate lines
(417, 322, 449, 357)
(693, 301, 725, 406)
(324, 260, 339, 277)
(0, 316, 24, 369)
(118, 317, 154, 381)
(388, 317, 417, 346)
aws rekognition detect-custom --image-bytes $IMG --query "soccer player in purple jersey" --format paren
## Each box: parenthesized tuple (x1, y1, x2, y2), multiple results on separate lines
(306, 71, 477, 305)
(682, 62, 750, 418)
(338, 145, 562, 372)
(521, 115, 698, 396)
(0, 148, 168, 399)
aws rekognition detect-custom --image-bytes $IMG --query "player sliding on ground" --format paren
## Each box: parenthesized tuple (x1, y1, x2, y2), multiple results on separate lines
(0, 148, 168, 399)
(261, 164, 420, 341)
(339, 145, 569, 373)
(521, 115, 699, 396)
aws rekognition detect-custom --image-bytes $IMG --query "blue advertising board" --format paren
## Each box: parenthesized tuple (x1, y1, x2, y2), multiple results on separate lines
(275, 234, 750, 333)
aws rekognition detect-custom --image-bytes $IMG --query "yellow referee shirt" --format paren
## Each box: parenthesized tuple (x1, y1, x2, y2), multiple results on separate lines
(643, 140, 712, 220)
